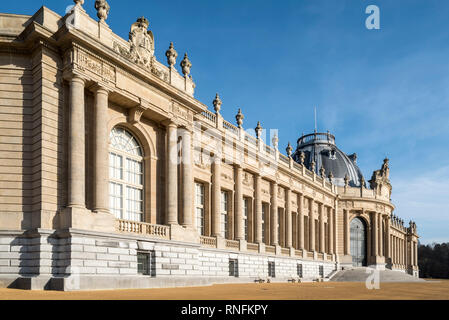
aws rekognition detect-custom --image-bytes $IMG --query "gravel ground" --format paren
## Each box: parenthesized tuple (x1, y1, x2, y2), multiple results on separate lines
(0, 280, 447, 300)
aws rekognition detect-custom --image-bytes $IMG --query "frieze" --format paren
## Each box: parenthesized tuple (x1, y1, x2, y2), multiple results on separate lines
(75, 48, 116, 83)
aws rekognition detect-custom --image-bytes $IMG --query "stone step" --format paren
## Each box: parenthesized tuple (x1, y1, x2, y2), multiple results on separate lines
(330, 267, 424, 283)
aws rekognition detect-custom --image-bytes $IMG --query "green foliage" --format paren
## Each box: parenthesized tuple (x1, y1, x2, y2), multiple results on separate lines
(418, 243, 449, 279)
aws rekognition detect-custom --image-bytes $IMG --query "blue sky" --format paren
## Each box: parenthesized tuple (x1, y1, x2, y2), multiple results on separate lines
(2, 0, 449, 244)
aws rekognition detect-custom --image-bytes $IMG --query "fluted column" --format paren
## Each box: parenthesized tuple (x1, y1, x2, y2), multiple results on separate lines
(319, 203, 325, 253)
(270, 181, 278, 245)
(298, 194, 304, 250)
(166, 121, 178, 225)
(68, 75, 86, 208)
(93, 85, 109, 213)
(255, 174, 262, 243)
(378, 213, 383, 256)
(385, 216, 391, 259)
(328, 207, 334, 255)
(371, 212, 378, 258)
(309, 199, 315, 252)
(211, 155, 222, 236)
(286, 189, 292, 248)
(181, 128, 193, 227)
(234, 165, 244, 240)
(344, 209, 350, 255)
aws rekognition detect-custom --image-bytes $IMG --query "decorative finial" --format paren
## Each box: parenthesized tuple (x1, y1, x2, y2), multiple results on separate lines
(74, 0, 85, 8)
(235, 108, 244, 128)
(344, 174, 349, 187)
(319, 166, 325, 177)
(300, 151, 305, 165)
(310, 160, 316, 173)
(95, 0, 110, 21)
(286, 142, 293, 157)
(180, 53, 192, 77)
(165, 42, 178, 68)
(213, 93, 222, 113)
(255, 122, 262, 139)
(328, 171, 334, 182)
(272, 133, 279, 149)
(360, 176, 365, 187)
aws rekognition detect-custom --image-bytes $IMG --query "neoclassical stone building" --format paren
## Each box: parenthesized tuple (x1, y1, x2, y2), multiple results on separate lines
(0, 1, 419, 290)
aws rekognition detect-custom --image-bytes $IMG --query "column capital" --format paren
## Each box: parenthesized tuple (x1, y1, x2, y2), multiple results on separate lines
(91, 83, 110, 95)
(63, 71, 88, 84)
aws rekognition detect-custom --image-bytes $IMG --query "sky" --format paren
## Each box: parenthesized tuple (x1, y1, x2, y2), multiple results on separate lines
(2, 0, 448, 244)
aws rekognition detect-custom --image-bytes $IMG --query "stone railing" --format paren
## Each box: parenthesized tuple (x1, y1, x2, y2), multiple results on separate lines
(223, 120, 239, 135)
(116, 219, 170, 240)
(225, 239, 240, 250)
(265, 245, 276, 254)
(201, 109, 216, 124)
(307, 251, 314, 259)
(281, 248, 290, 256)
(279, 153, 290, 165)
(317, 253, 324, 260)
(200, 236, 217, 247)
(295, 249, 303, 257)
(247, 243, 259, 252)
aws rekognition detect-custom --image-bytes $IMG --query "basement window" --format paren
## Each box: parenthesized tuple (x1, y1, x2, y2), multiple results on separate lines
(229, 259, 239, 277)
(137, 251, 155, 276)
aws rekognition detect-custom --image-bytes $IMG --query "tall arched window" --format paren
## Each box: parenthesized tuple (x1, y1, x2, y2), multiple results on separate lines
(109, 127, 144, 222)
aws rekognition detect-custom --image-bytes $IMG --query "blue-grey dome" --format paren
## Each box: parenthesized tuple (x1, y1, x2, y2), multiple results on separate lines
(292, 132, 365, 187)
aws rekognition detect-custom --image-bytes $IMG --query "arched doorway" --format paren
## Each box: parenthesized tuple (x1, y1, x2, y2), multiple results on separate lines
(350, 217, 367, 267)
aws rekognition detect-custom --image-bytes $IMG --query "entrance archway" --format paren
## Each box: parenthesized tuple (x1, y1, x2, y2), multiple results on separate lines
(350, 217, 367, 267)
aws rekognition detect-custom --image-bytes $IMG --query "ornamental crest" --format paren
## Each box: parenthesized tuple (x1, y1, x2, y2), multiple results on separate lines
(113, 17, 168, 81)
(129, 17, 154, 67)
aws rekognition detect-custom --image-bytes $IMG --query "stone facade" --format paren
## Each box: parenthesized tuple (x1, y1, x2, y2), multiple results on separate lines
(0, 1, 419, 290)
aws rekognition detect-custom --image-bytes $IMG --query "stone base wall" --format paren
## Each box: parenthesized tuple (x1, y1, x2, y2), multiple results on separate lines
(0, 229, 339, 290)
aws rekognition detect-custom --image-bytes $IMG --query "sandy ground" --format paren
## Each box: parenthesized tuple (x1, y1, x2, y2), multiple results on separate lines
(0, 280, 448, 300)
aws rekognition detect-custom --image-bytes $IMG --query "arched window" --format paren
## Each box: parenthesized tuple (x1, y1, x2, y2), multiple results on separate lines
(109, 127, 144, 222)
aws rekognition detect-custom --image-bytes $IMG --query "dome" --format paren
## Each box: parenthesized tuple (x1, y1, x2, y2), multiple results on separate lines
(292, 132, 365, 187)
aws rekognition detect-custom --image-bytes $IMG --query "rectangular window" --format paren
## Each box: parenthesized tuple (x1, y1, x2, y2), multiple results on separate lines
(297, 264, 303, 278)
(229, 258, 239, 277)
(126, 186, 143, 222)
(109, 153, 123, 180)
(137, 251, 155, 276)
(195, 183, 205, 235)
(319, 265, 324, 278)
(109, 182, 123, 219)
(268, 261, 276, 278)
(221, 191, 229, 238)
(243, 197, 249, 241)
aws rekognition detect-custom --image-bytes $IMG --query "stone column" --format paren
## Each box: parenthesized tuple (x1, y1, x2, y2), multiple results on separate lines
(378, 213, 383, 256)
(166, 121, 178, 225)
(270, 181, 278, 246)
(414, 241, 418, 266)
(181, 128, 193, 227)
(211, 155, 222, 237)
(255, 174, 262, 243)
(286, 189, 292, 248)
(328, 207, 334, 255)
(68, 75, 86, 208)
(298, 194, 304, 250)
(319, 203, 325, 253)
(234, 165, 244, 240)
(343, 209, 350, 255)
(93, 85, 109, 213)
(371, 212, 378, 258)
(385, 216, 391, 260)
(309, 199, 315, 252)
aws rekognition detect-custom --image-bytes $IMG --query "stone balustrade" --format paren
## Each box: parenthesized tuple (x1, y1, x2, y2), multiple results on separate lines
(117, 219, 170, 240)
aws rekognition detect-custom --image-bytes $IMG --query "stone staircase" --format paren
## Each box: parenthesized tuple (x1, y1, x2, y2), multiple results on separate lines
(330, 267, 424, 283)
